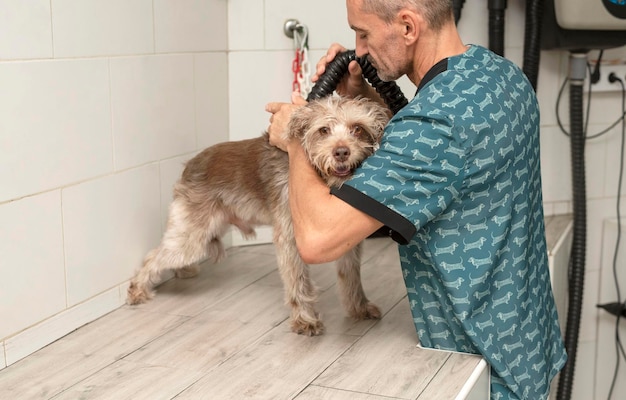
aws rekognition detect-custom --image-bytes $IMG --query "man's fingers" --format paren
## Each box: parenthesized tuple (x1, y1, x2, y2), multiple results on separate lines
(292, 91, 308, 105)
(313, 43, 348, 82)
(265, 102, 282, 113)
(348, 60, 363, 76)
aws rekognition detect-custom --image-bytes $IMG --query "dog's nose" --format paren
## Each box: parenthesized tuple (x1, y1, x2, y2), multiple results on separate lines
(333, 146, 350, 161)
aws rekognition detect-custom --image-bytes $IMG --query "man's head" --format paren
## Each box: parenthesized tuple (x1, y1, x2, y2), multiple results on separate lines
(346, 0, 454, 82)
(360, 0, 453, 30)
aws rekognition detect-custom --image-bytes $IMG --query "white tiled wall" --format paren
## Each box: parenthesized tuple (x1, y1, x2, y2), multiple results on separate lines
(0, 0, 228, 368)
(2, 1, 626, 396)
(0, 59, 113, 202)
(0, 191, 65, 340)
(154, 0, 227, 53)
(52, 0, 154, 58)
(0, 1, 53, 60)
(110, 54, 197, 170)
(62, 165, 162, 306)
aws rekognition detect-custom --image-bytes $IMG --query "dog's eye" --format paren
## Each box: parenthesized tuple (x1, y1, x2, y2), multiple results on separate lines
(351, 125, 363, 137)
(319, 127, 330, 135)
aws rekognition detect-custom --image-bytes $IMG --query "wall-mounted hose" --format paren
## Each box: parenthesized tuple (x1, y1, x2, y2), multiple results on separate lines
(307, 50, 408, 115)
(488, 0, 507, 57)
(452, 0, 466, 25)
(523, 0, 544, 90)
(556, 52, 588, 400)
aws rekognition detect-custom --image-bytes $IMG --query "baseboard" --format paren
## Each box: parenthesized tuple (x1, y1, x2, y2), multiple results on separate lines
(0, 231, 255, 371)
(1, 284, 125, 369)
(0, 232, 255, 371)
(1, 341, 6, 370)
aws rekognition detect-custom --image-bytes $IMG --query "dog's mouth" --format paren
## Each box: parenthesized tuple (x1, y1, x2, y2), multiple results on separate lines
(332, 166, 353, 177)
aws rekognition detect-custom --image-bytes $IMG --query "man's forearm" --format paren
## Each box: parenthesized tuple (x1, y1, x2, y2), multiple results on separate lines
(285, 142, 335, 256)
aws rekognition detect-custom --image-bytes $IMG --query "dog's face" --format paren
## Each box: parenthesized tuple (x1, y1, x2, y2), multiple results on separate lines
(288, 96, 390, 187)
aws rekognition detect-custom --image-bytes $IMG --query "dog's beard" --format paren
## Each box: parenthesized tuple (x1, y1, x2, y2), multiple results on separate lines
(305, 141, 376, 188)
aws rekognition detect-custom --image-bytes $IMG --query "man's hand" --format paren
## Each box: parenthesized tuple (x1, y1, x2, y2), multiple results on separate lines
(313, 43, 383, 104)
(265, 91, 308, 152)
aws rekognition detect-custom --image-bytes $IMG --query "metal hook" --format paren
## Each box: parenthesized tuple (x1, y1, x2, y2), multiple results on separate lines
(283, 18, 301, 39)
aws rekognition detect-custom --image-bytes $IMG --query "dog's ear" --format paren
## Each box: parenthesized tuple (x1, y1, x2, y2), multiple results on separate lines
(364, 99, 391, 142)
(287, 103, 314, 139)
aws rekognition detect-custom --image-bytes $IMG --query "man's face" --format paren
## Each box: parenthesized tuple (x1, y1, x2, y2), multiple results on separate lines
(346, 0, 406, 81)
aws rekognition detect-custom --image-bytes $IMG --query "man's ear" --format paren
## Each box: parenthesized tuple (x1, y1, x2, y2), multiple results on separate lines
(398, 9, 419, 44)
(287, 103, 313, 139)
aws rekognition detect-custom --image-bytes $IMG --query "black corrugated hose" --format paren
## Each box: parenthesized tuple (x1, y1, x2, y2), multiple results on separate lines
(452, 0, 466, 25)
(488, 0, 507, 56)
(306, 50, 407, 114)
(557, 52, 589, 400)
(523, 0, 544, 90)
(522, 4, 587, 398)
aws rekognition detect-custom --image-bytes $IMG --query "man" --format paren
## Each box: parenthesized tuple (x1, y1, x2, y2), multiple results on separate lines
(266, 0, 567, 398)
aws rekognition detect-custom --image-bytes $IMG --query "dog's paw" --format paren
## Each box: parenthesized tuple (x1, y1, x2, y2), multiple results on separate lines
(291, 319, 326, 336)
(126, 282, 153, 305)
(351, 302, 382, 321)
(175, 265, 200, 279)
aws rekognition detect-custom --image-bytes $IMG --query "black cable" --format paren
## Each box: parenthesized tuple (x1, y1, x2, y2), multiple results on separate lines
(608, 72, 625, 310)
(555, 73, 626, 141)
(606, 73, 626, 400)
(590, 50, 605, 85)
(555, 72, 591, 139)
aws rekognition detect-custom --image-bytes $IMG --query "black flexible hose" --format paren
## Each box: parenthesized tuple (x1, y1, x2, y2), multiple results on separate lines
(307, 50, 408, 115)
(557, 58, 587, 400)
(306, 51, 355, 102)
(488, 0, 507, 57)
(452, 0, 466, 25)
(522, 0, 544, 90)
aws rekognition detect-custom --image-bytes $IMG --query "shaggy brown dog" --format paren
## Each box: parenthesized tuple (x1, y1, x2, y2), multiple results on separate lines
(127, 96, 390, 336)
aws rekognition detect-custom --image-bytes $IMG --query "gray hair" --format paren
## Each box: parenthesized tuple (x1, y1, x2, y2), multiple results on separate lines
(360, 0, 453, 30)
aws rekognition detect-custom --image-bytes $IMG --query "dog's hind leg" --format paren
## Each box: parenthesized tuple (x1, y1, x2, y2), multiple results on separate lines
(336, 242, 382, 320)
(127, 199, 227, 305)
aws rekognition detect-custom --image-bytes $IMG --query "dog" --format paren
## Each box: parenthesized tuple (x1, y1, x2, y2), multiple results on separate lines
(126, 96, 390, 336)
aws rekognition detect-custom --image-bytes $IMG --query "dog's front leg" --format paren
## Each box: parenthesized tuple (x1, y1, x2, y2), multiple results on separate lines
(336, 242, 382, 320)
(273, 226, 324, 336)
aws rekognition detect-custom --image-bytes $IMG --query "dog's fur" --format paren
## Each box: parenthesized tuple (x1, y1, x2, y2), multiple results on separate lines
(126, 96, 390, 336)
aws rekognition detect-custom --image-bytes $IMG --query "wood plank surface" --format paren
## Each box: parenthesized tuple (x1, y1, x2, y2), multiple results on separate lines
(313, 299, 452, 399)
(0, 238, 486, 400)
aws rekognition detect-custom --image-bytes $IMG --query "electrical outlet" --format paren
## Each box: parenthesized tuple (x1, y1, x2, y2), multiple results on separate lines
(588, 63, 626, 93)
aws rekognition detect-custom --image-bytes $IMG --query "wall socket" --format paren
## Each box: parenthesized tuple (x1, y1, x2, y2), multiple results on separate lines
(588, 63, 626, 93)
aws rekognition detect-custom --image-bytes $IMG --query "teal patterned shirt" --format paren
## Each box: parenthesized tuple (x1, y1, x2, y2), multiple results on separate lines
(332, 45, 567, 399)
